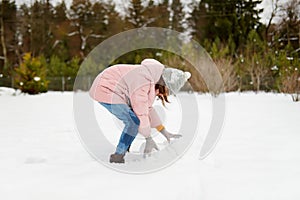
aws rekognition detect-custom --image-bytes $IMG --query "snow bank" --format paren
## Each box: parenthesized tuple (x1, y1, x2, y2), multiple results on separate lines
(0, 87, 19, 96)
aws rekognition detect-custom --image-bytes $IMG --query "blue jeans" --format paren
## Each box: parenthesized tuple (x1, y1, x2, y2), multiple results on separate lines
(99, 103, 140, 155)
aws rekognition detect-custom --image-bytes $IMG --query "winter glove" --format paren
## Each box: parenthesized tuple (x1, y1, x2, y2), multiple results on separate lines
(144, 136, 159, 156)
(160, 128, 182, 143)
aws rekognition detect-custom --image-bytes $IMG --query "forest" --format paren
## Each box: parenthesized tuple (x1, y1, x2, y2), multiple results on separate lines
(0, 0, 299, 99)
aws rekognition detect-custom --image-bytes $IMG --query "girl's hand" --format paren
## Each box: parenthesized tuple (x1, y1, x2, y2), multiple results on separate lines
(160, 128, 182, 143)
(144, 136, 159, 156)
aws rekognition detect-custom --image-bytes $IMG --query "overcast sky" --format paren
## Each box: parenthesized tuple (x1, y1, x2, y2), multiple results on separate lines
(14, 0, 283, 25)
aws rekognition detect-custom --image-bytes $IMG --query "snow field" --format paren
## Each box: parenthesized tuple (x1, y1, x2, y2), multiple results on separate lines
(0, 89, 300, 200)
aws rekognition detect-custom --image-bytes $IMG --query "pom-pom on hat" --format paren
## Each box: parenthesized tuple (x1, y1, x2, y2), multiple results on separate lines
(161, 67, 191, 95)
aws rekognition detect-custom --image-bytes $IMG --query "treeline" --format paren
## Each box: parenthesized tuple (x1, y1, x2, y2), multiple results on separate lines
(0, 0, 299, 98)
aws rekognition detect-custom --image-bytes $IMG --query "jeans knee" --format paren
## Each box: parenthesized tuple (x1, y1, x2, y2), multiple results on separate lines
(129, 111, 140, 126)
(134, 117, 140, 126)
(127, 121, 139, 131)
(124, 120, 139, 136)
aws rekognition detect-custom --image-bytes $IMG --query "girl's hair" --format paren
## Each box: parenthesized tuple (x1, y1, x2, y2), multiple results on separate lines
(155, 84, 170, 106)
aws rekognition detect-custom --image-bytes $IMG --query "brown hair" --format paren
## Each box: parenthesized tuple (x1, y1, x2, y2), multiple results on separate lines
(155, 84, 170, 106)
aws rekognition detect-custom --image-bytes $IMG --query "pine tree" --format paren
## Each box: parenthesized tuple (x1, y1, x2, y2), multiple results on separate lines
(190, 0, 263, 51)
(15, 53, 48, 94)
(126, 0, 147, 28)
(144, 0, 170, 28)
(51, 1, 70, 61)
(106, 2, 127, 36)
(29, 0, 54, 58)
(18, 4, 31, 54)
(189, 0, 208, 42)
(170, 0, 185, 32)
(68, 0, 102, 57)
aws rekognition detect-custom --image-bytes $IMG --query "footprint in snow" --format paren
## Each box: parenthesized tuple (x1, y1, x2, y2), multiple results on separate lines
(24, 157, 47, 164)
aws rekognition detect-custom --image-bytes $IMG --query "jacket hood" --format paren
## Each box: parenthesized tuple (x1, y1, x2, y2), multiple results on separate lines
(141, 59, 164, 83)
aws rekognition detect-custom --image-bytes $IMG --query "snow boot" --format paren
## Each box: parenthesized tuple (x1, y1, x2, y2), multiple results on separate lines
(109, 153, 125, 163)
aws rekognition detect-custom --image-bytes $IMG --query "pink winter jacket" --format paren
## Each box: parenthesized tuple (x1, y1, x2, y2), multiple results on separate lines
(89, 59, 164, 137)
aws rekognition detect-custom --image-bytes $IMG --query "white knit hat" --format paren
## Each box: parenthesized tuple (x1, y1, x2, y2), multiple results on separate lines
(162, 68, 191, 94)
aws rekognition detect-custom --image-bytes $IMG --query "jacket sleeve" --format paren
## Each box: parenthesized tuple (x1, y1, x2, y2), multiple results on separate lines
(130, 83, 151, 137)
(149, 107, 162, 128)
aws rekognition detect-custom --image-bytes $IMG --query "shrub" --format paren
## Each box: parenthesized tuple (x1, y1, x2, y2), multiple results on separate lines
(14, 53, 48, 94)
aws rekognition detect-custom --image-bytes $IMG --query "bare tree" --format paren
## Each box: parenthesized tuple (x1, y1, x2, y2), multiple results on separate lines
(282, 70, 300, 101)
(247, 56, 270, 91)
(277, 0, 300, 48)
(265, 0, 280, 40)
(215, 58, 238, 92)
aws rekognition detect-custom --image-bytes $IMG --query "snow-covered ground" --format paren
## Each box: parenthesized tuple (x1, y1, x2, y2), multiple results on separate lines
(1, 87, 300, 200)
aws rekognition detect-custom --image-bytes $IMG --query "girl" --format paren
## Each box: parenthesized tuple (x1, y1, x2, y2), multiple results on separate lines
(89, 59, 191, 163)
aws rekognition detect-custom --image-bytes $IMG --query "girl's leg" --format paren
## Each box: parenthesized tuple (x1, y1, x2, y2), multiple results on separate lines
(100, 103, 140, 155)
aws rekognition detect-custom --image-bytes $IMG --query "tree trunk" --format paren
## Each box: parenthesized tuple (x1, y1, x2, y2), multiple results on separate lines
(0, 2, 8, 68)
(298, 24, 300, 49)
(257, 75, 261, 92)
(265, 0, 279, 40)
